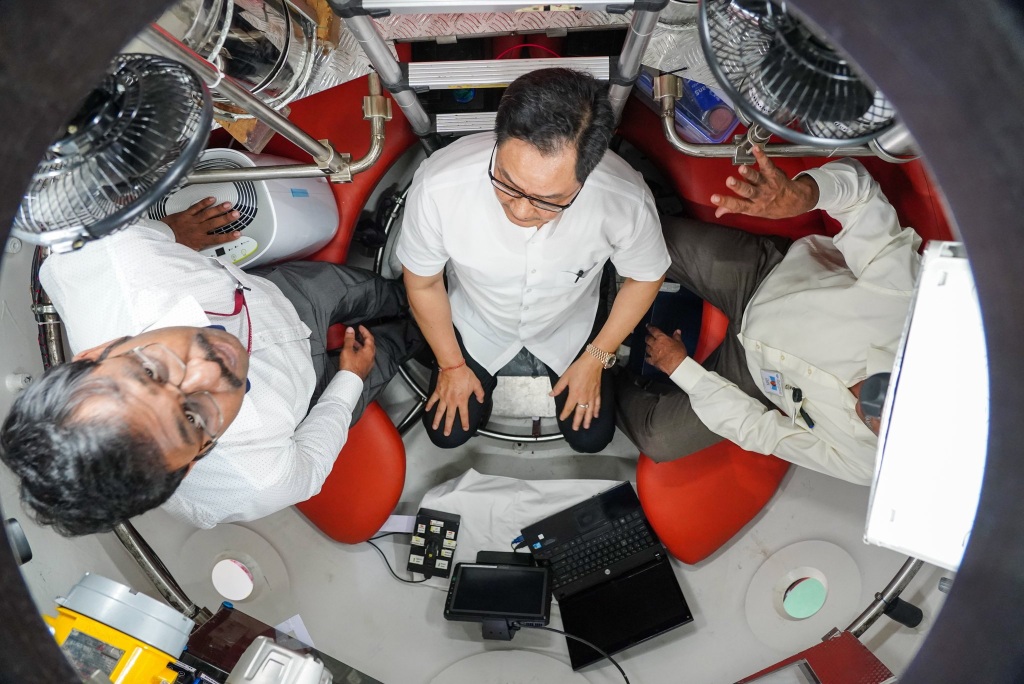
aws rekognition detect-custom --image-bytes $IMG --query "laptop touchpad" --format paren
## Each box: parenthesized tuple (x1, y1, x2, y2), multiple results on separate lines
(559, 560, 694, 670)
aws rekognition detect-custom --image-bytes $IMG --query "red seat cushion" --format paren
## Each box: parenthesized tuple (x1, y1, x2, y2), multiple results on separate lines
(637, 447, 790, 564)
(295, 402, 405, 543)
(326, 323, 347, 352)
(692, 301, 729, 365)
(636, 301, 788, 565)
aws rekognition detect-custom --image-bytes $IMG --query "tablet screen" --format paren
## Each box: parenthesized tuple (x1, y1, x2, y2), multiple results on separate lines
(448, 565, 549, 619)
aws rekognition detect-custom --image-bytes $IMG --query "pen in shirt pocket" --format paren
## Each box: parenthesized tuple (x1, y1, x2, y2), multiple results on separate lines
(788, 385, 815, 429)
(563, 264, 596, 283)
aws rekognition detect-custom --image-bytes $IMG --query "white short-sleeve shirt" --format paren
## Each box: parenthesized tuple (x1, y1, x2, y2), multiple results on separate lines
(397, 133, 669, 375)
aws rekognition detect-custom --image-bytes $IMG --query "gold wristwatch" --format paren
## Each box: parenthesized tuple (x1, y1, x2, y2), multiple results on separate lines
(585, 343, 616, 370)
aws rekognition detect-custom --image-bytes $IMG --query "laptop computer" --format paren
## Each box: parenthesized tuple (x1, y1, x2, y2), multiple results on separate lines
(520, 482, 694, 669)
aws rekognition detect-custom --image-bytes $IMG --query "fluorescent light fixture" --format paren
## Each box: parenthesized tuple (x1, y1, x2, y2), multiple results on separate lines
(865, 242, 988, 571)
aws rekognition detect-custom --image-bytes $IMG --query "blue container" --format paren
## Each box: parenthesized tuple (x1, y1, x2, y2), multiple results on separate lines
(634, 71, 740, 144)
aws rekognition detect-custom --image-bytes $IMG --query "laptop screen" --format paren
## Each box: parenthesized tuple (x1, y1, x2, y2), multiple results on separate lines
(559, 560, 693, 670)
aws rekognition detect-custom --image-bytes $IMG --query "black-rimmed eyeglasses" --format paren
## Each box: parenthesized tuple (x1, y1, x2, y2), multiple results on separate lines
(488, 144, 583, 214)
(120, 343, 224, 459)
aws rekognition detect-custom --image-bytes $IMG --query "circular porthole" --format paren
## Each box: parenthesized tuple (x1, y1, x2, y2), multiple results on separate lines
(783, 576, 828, 619)
(773, 566, 830, 621)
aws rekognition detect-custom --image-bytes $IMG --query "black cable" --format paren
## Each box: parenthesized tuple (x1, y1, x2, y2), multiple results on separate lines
(366, 533, 429, 584)
(664, 66, 689, 75)
(515, 624, 629, 684)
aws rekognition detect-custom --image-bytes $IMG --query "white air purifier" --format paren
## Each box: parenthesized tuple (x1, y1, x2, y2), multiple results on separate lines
(148, 148, 339, 269)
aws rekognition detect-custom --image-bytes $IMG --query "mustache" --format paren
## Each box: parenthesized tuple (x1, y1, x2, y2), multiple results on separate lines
(196, 332, 245, 389)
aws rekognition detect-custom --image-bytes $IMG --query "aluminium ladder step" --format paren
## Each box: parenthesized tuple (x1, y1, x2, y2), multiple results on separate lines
(359, 0, 636, 15)
(435, 111, 498, 133)
(408, 56, 612, 90)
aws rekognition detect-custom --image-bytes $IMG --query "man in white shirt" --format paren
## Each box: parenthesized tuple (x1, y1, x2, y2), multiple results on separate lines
(397, 69, 670, 452)
(0, 199, 421, 534)
(616, 148, 921, 485)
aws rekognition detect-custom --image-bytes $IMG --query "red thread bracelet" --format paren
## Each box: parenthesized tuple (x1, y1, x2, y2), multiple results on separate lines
(439, 359, 466, 372)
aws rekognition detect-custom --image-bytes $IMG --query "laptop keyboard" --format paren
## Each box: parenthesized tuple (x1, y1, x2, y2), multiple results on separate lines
(543, 511, 657, 591)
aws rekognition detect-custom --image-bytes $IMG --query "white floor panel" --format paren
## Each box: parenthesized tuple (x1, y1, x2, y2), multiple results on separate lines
(127, 420, 947, 684)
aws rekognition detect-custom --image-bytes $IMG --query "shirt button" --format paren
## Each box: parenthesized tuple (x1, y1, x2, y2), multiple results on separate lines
(526, 288, 532, 293)
(780, 354, 786, 361)
(531, 269, 537, 274)
(523, 306, 530, 311)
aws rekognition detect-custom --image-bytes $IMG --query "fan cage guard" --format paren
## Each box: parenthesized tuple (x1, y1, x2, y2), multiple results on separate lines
(147, 157, 259, 235)
(698, 0, 897, 148)
(13, 54, 212, 250)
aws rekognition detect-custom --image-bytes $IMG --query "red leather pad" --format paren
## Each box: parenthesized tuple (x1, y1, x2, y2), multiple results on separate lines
(295, 401, 406, 544)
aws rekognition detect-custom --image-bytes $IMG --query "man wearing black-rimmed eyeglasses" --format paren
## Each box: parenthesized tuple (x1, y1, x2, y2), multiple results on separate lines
(397, 68, 670, 452)
(0, 199, 422, 535)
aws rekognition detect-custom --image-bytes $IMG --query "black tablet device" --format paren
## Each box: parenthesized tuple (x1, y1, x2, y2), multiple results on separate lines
(444, 563, 551, 628)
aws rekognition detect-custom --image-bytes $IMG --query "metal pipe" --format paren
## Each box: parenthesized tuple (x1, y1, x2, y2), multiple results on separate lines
(350, 73, 390, 175)
(845, 557, 925, 638)
(187, 74, 389, 184)
(608, 8, 663, 122)
(372, 189, 408, 275)
(477, 428, 566, 443)
(31, 248, 66, 370)
(143, 25, 341, 171)
(870, 121, 920, 163)
(660, 95, 876, 160)
(187, 164, 328, 184)
(398, 364, 428, 401)
(342, 15, 433, 137)
(41, 309, 63, 367)
(113, 522, 212, 625)
(395, 401, 426, 436)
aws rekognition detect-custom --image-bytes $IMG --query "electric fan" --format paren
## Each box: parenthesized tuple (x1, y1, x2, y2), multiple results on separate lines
(699, 0, 897, 147)
(12, 54, 212, 252)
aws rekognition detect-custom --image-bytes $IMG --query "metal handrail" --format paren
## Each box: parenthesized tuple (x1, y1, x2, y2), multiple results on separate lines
(845, 556, 925, 638)
(652, 74, 917, 163)
(113, 522, 212, 625)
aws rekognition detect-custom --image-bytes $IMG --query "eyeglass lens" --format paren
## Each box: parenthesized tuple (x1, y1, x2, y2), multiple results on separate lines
(184, 391, 224, 441)
(133, 344, 223, 440)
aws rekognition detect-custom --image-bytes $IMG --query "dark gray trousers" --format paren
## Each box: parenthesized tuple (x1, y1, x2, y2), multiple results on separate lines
(614, 216, 789, 461)
(253, 262, 423, 423)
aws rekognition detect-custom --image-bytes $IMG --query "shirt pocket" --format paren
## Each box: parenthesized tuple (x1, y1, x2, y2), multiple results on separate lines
(553, 262, 601, 288)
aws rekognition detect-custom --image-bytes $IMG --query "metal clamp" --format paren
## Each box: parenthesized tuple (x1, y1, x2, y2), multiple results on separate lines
(652, 73, 684, 101)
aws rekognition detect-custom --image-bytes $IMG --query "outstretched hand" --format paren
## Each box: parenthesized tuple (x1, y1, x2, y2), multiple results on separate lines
(339, 325, 376, 381)
(163, 197, 242, 251)
(710, 145, 819, 220)
(427, 364, 486, 437)
(645, 325, 688, 375)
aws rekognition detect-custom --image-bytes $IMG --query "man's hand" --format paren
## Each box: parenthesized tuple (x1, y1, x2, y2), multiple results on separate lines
(550, 353, 603, 431)
(645, 325, 688, 375)
(711, 145, 819, 220)
(164, 197, 242, 251)
(427, 364, 486, 437)
(339, 325, 375, 381)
